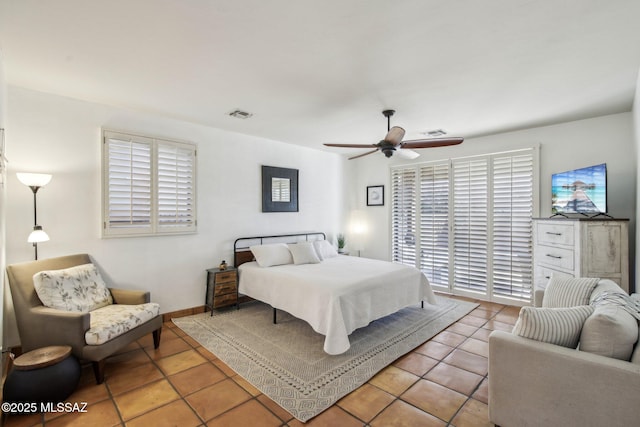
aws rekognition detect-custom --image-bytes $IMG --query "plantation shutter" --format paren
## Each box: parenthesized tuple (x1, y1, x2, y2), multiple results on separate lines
(452, 158, 488, 293)
(103, 130, 197, 237)
(391, 168, 417, 266)
(390, 148, 536, 303)
(157, 141, 196, 231)
(104, 133, 153, 234)
(419, 162, 450, 287)
(492, 152, 534, 300)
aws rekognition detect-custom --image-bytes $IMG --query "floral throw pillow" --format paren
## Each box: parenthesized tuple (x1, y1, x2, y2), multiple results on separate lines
(33, 263, 113, 312)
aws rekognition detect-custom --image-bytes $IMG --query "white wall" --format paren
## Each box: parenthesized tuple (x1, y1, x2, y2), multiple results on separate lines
(3, 87, 346, 346)
(347, 113, 637, 291)
(634, 69, 640, 289)
(0, 50, 7, 369)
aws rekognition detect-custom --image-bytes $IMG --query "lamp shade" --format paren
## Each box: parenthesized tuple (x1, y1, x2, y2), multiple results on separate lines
(349, 210, 367, 252)
(17, 172, 52, 187)
(28, 226, 50, 243)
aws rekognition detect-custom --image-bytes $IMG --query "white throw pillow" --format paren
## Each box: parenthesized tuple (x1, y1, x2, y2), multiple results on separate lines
(250, 243, 293, 267)
(579, 305, 639, 360)
(288, 242, 321, 265)
(33, 263, 113, 312)
(589, 279, 626, 304)
(313, 240, 338, 260)
(542, 277, 600, 308)
(513, 305, 594, 348)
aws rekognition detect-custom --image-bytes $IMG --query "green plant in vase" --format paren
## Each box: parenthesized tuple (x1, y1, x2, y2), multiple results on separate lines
(337, 233, 346, 253)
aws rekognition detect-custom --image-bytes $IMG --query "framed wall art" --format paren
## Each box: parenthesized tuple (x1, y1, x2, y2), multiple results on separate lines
(262, 165, 299, 212)
(367, 185, 384, 206)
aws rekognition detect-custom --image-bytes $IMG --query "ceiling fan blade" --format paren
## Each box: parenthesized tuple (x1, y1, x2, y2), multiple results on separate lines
(401, 137, 464, 149)
(348, 149, 379, 160)
(385, 126, 405, 146)
(324, 143, 378, 148)
(395, 148, 420, 160)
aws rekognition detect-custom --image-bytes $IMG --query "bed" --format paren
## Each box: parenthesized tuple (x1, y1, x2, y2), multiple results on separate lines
(234, 232, 437, 355)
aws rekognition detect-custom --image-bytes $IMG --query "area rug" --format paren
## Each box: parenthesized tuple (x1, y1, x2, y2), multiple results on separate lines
(173, 297, 477, 422)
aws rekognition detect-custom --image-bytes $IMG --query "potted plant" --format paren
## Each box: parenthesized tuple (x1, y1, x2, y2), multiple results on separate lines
(337, 234, 346, 253)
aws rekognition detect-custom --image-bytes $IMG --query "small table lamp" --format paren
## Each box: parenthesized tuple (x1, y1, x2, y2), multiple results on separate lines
(17, 172, 52, 260)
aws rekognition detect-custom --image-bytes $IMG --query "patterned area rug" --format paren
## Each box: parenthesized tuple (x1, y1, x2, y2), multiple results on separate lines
(173, 297, 477, 422)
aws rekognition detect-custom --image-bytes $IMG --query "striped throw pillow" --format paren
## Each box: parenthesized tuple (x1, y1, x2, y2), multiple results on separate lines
(513, 305, 594, 348)
(542, 277, 600, 308)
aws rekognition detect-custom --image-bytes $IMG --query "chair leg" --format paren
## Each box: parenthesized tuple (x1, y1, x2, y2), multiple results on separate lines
(153, 328, 162, 349)
(92, 360, 105, 384)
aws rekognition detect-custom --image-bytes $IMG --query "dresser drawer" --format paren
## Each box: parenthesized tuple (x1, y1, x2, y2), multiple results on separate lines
(536, 222, 575, 246)
(534, 266, 574, 289)
(535, 245, 574, 271)
(215, 271, 237, 284)
(213, 292, 237, 308)
(214, 281, 236, 296)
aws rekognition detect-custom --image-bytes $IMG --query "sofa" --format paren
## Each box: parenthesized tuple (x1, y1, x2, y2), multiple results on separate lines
(489, 278, 640, 427)
(6, 254, 163, 383)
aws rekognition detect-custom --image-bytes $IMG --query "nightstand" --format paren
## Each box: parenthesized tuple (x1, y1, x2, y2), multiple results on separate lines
(205, 267, 238, 315)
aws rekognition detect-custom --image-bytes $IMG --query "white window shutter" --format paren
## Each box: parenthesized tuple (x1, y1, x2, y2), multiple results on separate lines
(103, 130, 197, 237)
(492, 153, 534, 300)
(157, 141, 196, 232)
(391, 167, 417, 266)
(104, 133, 153, 235)
(392, 148, 537, 303)
(419, 162, 450, 287)
(452, 158, 488, 294)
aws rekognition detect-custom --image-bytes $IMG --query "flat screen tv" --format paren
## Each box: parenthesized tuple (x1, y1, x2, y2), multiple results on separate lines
(551, 163, 607, 215)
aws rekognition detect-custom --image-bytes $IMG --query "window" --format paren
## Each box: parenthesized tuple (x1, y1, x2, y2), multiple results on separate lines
(102, 130, 197, 237)
(418, 162, 450, 287)
(452, 157, 489, 294)
(391, 168, 417, 266)
(391, 147, 538, 303)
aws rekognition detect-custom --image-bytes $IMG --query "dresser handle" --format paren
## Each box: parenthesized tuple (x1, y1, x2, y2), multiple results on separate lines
(546, 254, 562, 259)
(545, 232, 562, 236)
(544, 276, 551, 279)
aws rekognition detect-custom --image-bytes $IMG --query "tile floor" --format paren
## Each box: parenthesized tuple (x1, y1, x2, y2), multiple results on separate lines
(1, 295, 519, 426)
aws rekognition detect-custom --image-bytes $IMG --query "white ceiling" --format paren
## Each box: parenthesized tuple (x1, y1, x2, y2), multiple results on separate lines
(2, 0, 640, 156)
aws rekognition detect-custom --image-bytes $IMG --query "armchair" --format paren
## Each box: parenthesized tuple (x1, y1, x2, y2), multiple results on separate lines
(6, 254, 162, 383)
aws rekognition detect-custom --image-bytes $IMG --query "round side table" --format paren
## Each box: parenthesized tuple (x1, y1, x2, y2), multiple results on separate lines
(3, 345, 81, 404)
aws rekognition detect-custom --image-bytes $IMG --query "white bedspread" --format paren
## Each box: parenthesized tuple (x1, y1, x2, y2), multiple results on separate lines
(238, 255, 437, 355)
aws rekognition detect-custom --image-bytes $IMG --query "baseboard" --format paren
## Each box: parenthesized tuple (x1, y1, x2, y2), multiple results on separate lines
(162, 306, 207, 323)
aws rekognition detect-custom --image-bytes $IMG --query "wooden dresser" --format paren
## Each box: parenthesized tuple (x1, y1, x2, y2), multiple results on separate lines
(533, 218, 629, 293)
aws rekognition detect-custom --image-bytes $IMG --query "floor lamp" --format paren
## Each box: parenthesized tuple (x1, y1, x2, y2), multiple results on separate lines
(17, 172, 52, 260)
(350, 210, 367, 257)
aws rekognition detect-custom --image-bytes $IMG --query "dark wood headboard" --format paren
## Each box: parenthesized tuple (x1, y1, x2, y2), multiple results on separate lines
(233, 232, 326, 267)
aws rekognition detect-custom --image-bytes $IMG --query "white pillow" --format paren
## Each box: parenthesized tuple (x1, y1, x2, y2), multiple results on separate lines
(542, 277, 600, 308)
(579, 305, 639, 360)
(512, 305, 594, 348)
(33, 263, 113, 312)
(313, 240, 338, 260)
(250, 243, 293, 267)
(589, 279, 626, 304)
(288, 242, 321, 265)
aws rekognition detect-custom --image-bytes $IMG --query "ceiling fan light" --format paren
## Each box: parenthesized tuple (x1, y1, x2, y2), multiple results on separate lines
(397, 149, 420, 159)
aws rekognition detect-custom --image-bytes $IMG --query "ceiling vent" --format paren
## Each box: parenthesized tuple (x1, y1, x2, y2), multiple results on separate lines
(228, 109, 253, 119)
(424, 129, 447, 137)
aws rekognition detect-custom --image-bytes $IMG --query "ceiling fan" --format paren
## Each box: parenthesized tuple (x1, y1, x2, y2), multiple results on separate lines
(324, 110, 463, 160)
